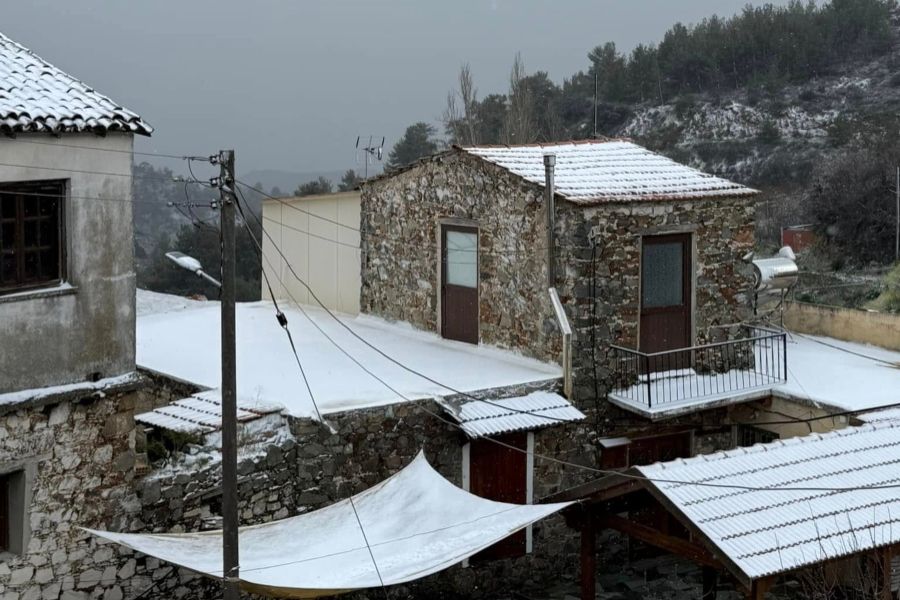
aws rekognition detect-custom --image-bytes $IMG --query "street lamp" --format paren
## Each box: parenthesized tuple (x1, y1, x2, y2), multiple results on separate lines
(165, 251, 222, 288)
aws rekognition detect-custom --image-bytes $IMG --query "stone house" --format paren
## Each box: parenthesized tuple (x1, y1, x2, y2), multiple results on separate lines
(360, 140, 780, 463)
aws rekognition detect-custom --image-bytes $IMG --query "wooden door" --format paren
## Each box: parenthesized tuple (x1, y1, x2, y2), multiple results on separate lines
(0, 474, 8, 552)
(441, 225, 479, 344)
(469, 432, 527, 561)
(639, 234, 692, 359)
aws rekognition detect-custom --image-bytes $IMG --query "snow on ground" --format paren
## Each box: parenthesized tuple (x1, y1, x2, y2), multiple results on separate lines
(136, 291, 561, 419)
(777, 332, 900, 413)
(137, 289, 207, 316)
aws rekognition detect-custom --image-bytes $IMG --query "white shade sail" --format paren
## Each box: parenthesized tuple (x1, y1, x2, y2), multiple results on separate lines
(88, 452, 571, 598)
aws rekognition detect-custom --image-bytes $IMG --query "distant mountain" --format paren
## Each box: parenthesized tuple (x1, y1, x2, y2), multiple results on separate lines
(239, 169, 350, 196)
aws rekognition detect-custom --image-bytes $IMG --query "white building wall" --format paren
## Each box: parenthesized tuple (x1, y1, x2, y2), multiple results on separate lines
(0, 133, 135, 393)
(261, 191, 361, 315)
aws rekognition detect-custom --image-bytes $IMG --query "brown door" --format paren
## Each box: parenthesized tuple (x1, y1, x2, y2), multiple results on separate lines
(441, 225, 479, 344)
(469, 432, 527, 561)
(639, 233, 692, 358)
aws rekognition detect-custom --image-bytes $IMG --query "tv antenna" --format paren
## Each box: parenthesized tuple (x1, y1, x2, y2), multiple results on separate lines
(356, 136, 385, 179)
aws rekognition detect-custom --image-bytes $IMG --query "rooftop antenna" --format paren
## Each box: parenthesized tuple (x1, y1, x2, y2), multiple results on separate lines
(355, 136, 385, 179)
(593, 71, 599, 139)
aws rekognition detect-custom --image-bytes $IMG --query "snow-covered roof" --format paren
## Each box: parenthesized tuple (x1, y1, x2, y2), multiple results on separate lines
(135, 390, 282, 434)
(89, 451, 571, 596)
(442, 391, 585, 438)
(0, 32, 151, 136)
(775, 332, 900, 413)
(136, 290, 561, 420)
(458, 140, 757, 204)
(638, 422, 900, 583)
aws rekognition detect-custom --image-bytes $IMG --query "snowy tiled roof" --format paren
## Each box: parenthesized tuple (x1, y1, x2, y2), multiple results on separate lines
(637, 423, 900, 583)
(441, 391, 585, 438)
(0, 32, 151, 136)
(459, 140, 756, 204)
(135, 390, 281, 434)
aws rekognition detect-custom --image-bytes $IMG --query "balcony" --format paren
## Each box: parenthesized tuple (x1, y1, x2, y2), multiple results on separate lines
(608, 326, 788, 419)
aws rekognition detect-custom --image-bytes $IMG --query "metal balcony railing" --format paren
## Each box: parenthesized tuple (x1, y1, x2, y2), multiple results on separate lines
(609, 326, 787, 411)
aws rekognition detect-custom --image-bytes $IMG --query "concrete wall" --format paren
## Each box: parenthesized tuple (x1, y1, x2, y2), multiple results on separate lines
(261, 191, 361, 314)
(784, 300, 900, 352)
(0, 133, 136, 393)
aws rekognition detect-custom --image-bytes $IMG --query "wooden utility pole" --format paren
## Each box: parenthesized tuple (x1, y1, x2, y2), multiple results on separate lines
(218, 149, 240, 600)
(895, 166, 899, 262)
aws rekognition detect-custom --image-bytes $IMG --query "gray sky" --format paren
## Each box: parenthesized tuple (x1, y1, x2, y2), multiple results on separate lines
(5, 1, 795, 176)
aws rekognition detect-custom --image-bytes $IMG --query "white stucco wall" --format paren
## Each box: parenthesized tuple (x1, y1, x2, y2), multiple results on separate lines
(0, 133, 135, 393)
(261, 191, 361, 315)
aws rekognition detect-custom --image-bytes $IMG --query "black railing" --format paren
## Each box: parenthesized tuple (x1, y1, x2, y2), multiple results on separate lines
(609, 326, 787, 409)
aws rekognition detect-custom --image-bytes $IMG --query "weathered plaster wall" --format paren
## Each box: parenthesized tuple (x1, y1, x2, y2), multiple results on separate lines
(0, 133, 136, 394)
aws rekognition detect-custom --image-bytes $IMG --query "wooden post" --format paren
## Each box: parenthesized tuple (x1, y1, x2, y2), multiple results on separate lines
(580, 516, 596, 600)
(746, 577, 772, 600)
(875, 545, 893, 600)
(701, 567, 718, 600)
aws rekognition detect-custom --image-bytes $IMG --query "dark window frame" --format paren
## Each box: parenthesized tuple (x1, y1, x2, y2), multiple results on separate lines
(0, 472, 8, 552)
(0, 179, 67, 294)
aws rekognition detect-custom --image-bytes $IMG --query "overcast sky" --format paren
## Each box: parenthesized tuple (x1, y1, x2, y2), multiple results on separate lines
(5, 1, 795, 176)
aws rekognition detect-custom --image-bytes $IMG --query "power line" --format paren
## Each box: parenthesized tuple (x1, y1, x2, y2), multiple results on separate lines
(243, 216, 900, 492)
(0, 159, 207, 183)
(0, 186, 203, 205)
(1, 137, 211, 162)
(262, 216, 362, 252)
(235, 180, 361, 233)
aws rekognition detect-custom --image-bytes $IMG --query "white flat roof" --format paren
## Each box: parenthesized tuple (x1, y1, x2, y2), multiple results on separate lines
(776, 332, 900, 413)
(136, 291, 561, 419)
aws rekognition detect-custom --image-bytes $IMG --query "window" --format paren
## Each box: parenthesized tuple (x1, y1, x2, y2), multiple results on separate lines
(0, 467, 30, 556)
(0, 180, 66, 293)
(641, 241, 684, 308)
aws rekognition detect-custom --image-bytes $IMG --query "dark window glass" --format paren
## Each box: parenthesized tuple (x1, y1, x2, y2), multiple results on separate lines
(642, 241, 683, 308)
(0, 180, 65, 292)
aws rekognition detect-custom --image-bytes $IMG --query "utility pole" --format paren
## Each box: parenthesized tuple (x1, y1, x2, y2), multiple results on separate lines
(216, 149, 240, 600)
(895, 166, 899, 263)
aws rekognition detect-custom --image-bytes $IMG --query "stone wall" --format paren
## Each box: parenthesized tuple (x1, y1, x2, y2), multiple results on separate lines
(361, 151, 561, 365)
(361, 154, 756, 424)
(0, 373, 195, 600)
(131, 395, 596, 600)
(555, 197, 757, 411)
(0, 370, 592, 600)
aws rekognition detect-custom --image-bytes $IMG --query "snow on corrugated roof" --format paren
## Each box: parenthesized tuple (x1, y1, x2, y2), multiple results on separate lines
(0, 32, 151, 135)
(637, 422, 900, 582)
(135, 390, 282, 434)
(442, 391, 584, 438)
(459, 140, 756, 203)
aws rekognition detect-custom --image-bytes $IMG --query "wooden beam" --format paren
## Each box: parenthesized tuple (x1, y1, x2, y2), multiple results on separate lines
(580, 517, 596, 600)
(598, 514, 724, 570)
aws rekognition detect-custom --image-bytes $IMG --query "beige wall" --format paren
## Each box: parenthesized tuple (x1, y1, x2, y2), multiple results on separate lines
(729, 396, 850, 440)
(0, 133, 135, 393)
(261, 191, 360, 314)
(784, 301, 900, 352)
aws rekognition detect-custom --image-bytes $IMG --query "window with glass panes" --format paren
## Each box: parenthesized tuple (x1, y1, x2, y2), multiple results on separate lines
(0, 180, 65, 293)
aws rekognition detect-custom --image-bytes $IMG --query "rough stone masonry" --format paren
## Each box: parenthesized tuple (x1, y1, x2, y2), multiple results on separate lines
(360, 149, 756, 429)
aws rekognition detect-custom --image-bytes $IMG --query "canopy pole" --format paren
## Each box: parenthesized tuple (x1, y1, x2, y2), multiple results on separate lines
(580, 516, 596, 600)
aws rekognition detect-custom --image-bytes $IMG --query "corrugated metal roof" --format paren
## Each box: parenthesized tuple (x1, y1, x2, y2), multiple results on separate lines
(0, 32, 151, 136)
(637, 422, 900, 582)
(459, 140, 756, 204)
(443, 391, 585, 438)
(135, 390, 281, 435)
